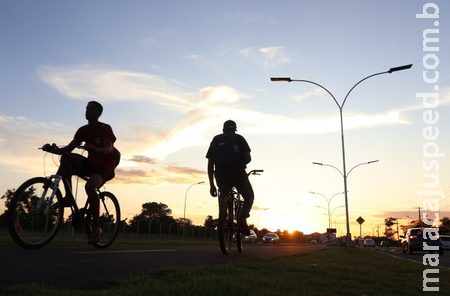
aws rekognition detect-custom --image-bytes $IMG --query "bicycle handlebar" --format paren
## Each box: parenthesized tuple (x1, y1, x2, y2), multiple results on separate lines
(40, 143, 86, 155)
(248, 169, 264, 176)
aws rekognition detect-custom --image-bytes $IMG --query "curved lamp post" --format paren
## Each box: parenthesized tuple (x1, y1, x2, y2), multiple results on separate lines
(310, 191, 345, 229)
(271, 64, 412, 246)
(183, 181, 205, 239)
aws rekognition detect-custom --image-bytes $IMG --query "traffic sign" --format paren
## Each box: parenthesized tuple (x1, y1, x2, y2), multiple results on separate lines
(356, 216, 365, 224)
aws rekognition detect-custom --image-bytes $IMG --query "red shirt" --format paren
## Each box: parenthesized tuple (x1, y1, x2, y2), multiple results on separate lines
(74, 122, 117, 174)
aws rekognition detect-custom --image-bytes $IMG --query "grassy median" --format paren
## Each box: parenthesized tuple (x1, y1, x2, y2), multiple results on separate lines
(3, 247, 450, 296)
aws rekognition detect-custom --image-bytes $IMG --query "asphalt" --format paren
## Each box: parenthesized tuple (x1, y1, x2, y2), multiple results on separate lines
(0, 242, 325, 290)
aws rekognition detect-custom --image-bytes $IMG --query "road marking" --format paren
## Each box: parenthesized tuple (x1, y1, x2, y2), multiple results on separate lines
(76, 249, 178, 255)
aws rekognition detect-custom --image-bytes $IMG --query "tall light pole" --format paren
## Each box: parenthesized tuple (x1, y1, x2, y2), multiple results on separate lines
(309, 191, 345, 229)
(271, 64, 412, 246)
(184, 181, 205, 220)
(312, 160, 379, 243)
(183, 181, 204, 239)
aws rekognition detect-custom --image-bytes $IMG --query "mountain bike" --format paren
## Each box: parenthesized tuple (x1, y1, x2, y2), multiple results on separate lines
(8, 144, 121, 249)
(217, 169, 263, 254)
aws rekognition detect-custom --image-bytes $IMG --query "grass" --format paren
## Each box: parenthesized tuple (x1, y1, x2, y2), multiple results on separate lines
(2, 247, 449, 296)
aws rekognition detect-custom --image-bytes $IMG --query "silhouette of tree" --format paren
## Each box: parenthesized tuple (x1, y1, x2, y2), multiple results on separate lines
(0, 189, 15, 227)
(439, 216, 450, 234)
(384, 217, 397, 240)
(203, 215, 217, 228)
(1, 188, 15, 209)
(175, 218, 192, 225)
(129, 202, 175, 232)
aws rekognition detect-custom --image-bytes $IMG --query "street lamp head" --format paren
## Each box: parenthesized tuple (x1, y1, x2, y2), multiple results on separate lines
(388, 64, 413, 73)
(270, 77, 292, 82)
(367, 160, 379, 164)
(312, 162, 323, 166)
(197, 181, 205, 184)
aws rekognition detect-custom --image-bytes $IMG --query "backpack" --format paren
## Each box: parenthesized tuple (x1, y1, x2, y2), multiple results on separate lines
(213, 134, 240, 167)
(113, 147, 121, 168)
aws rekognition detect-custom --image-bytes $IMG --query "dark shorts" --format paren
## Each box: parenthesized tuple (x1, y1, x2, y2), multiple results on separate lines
(215, 168, 253, 199)
(77, 156, 114, 182)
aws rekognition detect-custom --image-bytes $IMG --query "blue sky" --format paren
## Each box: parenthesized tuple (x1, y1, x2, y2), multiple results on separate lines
(1, 1, 449, 234)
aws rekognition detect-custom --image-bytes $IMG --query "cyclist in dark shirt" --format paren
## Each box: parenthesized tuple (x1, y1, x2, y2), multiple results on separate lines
(206, 120, 254, 235)
(43, 101, 117, 244)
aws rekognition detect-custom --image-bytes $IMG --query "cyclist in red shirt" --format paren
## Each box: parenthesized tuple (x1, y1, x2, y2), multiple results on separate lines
(43, 101, 118, 244)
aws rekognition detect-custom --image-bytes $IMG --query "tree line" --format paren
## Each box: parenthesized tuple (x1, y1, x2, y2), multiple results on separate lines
(0, 188, 307, 242)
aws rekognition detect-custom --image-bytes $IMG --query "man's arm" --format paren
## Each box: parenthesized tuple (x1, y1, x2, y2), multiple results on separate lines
(207, 159, 217, 197)
(85, 138, 113, 154)
(43, 139, 80, 155)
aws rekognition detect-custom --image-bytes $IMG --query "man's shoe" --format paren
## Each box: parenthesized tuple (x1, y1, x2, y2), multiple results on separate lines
(88, 226, 102, 244)
(238, 219, 251, 236)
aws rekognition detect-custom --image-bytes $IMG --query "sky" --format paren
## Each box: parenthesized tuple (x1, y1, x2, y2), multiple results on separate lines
(1, 1, 449, 236)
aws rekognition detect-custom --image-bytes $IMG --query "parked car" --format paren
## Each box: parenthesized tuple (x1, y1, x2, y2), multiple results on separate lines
(440, 235, 450, 250)
(363, 239, 375, 247)
(262, 232, 279, 245)
(400, 228, 443, 255)
(380, 240, 392, 247)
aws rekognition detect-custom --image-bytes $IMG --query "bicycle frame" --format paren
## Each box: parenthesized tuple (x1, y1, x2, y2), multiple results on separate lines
(45, 173, 89, 226)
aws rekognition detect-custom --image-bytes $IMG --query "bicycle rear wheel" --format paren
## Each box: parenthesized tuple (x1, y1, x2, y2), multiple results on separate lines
(89, 191, 120, 248)
(8, 177, 64, 249)
(218, 194, 233, 254)
(235, 199, 244, 253)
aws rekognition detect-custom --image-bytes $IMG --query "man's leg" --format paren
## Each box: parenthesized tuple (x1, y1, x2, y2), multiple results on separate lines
(57, 153, 84, 194)
(85, 174, 103, 243)
(235, 171, 254, 235)
(236, 172, 254, 219)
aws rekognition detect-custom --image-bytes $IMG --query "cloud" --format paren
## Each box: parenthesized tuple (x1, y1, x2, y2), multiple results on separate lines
(128, 155, 157, 164)
(36, 65, 450, 163)
(167, 166, 206, 175)
(292, 88, 326, 102)
(38, 65, 190, 111)
(114, 165, 206, 185)
(0, 115, 72, 175)
(240, 46, 290, 68)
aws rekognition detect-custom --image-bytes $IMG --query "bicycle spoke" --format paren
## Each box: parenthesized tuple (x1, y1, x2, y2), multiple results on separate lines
(9, 177, 64, 249)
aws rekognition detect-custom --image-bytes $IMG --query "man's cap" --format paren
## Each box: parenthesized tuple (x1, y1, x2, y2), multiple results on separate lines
(223, 120, 237, 131)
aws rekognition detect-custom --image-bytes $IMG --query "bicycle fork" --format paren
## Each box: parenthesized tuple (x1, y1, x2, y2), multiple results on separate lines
(36, 174, 62, 215)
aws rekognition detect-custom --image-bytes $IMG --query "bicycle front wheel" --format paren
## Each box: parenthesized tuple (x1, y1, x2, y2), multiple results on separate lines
(8, 177, 64, 249)
(91, 191, 120, 248)
(218, 195, 233, 254)
(235, 199, 244, 253)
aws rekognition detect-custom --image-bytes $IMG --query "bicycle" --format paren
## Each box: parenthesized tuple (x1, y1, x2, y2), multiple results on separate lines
(217, 169, 263, 255)
(8, 144, 121, 249)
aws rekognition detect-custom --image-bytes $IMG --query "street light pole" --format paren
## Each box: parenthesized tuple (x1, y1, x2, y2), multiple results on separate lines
(312, 160, 378, 243)
(309, 191, 345, 229)
(184, 181, 205, 220)
(271, 64, 412, 246)
(183, 181, 205, 239)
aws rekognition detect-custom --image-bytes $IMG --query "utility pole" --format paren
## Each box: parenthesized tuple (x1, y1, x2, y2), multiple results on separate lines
(413, 206, 422, 225)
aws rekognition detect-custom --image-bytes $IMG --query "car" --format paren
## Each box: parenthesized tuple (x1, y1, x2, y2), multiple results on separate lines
(440, 235, 450, 250)
(262, 232, 279, 245)
(363, 239, 375, 247)
(400, 228, 443, 255)
(232, 229, 258, 243)
(243, 229, 258, 243)
(380, 240, 392, 247)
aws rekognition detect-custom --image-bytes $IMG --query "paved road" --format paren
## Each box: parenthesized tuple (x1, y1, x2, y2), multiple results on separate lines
(0, 243, 325, 289)
(374, 246, 450, 268)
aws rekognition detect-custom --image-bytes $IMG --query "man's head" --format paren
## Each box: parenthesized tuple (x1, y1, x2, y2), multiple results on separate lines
(222, 120, 237, 133)
(86, 101, 103, 121)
